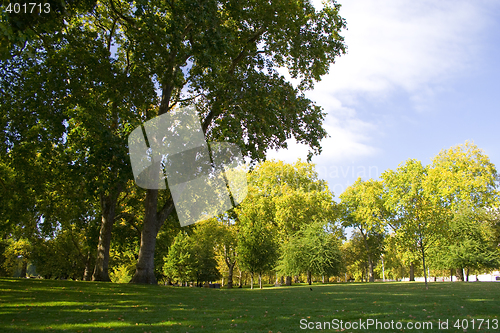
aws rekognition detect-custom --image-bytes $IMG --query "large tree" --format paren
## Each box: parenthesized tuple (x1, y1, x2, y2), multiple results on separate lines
(382, 159, 446, 289)
(237, 201, 278, 289)
(119, 0, 347, 284)
(431, 205, 500, 280)
(1, 12, 156, 282)
(244, 159, 338, 285)
(339, 178, 388, 282)
(427, 141, 499, 210)
(277, 222, 342, 285)
(426, 142, 500, 278)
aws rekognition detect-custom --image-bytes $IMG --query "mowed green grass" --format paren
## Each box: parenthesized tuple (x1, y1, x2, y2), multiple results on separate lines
(1, 278, 499, 333)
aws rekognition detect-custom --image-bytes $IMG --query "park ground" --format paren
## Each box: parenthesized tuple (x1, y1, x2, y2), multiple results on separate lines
(1, 278, 499, 332)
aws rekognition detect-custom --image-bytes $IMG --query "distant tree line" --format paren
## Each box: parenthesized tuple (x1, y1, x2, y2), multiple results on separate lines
(2, 144, 500, 289)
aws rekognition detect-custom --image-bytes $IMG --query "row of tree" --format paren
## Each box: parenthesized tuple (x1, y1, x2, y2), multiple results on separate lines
(340, 141, 500, 288)
(155, 142, 500, 288)
(3, 143, 499, 289)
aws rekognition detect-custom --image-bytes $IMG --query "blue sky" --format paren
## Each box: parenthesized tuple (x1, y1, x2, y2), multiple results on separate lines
(268, 0, 500, 198)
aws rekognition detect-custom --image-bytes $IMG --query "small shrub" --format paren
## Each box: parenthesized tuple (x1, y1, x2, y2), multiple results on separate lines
(110, 264, 132, 283)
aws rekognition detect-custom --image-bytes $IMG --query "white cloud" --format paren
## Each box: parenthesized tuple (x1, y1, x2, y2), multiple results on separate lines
(269, 0, 497, 166)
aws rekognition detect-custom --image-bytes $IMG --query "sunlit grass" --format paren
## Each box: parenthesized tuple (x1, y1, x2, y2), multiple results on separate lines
(1, 278, 499, 332)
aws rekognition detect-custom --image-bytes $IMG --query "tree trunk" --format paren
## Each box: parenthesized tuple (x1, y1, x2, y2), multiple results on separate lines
(421, 247, 428, 290)
(227, 263, 234, 289)
(456, 268, 464, 282)
(223, 242, 236, 289)
(20, 260, 27, 278)
(280, 276, 284, 285)
(83, 251, 93, 281)
(238, 269, 242, 287)
(450, 269, 454, 282)
(130, 189, 159, 284)
(360, 229, 374, 282)
(130, 190, 175, 284)
(93, 193, 118, 281)
(258, 273, 262, 289)
(409, 262, 415, 281)
(307, 271, 312, 285)
(250, 272, 254, 289)
(285, 276, 292, 286)
(466, 268, 469, 282)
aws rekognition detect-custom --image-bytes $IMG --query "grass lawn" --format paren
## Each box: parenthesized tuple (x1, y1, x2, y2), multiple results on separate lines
(1, 278, 499, 332)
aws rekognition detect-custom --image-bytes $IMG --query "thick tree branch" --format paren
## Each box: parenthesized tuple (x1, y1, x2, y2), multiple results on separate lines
(157, 196, 175, 230)
(228, 26, 267, 75)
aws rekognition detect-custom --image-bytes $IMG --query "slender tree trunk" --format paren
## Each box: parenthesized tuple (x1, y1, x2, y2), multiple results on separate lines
(83, 251, 93, 281)
(360, 229, 374, 282)
(238, 269, 242, 287)
(421, 246, 428, 290)
(410, 262, 415, 281)
(280, 276, 284, 285)
(93, 193, 118, 281)
(466, 268, 469, 282)
(131, 189, 159, 284)
(456, 268, 464, 281)
(250, 272, 254, 289)
(307, 271, 312, 285)
(227, 263, 234, 288)
(224, 244, 236, 289)
(450, 269, 454, 282)
(258, 273, 262, 289)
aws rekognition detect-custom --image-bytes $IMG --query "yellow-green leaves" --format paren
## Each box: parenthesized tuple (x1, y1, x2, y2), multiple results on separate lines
(427, 141, 499, 210)
(340, 178, 387, 233)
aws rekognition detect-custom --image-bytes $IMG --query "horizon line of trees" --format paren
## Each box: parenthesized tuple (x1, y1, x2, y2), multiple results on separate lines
(2, 142, 500, 289)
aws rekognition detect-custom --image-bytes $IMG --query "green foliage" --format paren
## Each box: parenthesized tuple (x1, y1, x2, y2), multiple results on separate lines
(0, 0, 98, 59)
(109, 264, 132, 283)
(382, 159, 447, 287)
(339, 178, 388, 281)
(341, 230, 384, 282)
(163, 227, 221, 285)
(163, 231, 197, 284)
(431, 206, 500, 272)
(234, 160, 340, 285)
(427, 141, 499, 210)
(237, 210, 278, 278)
(246, 159, 338, 238)
(190, 220, 222, 284)
(30, 228, 90, 280)
(277, 222, 342, 278)
(1, 238, 32, 277)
